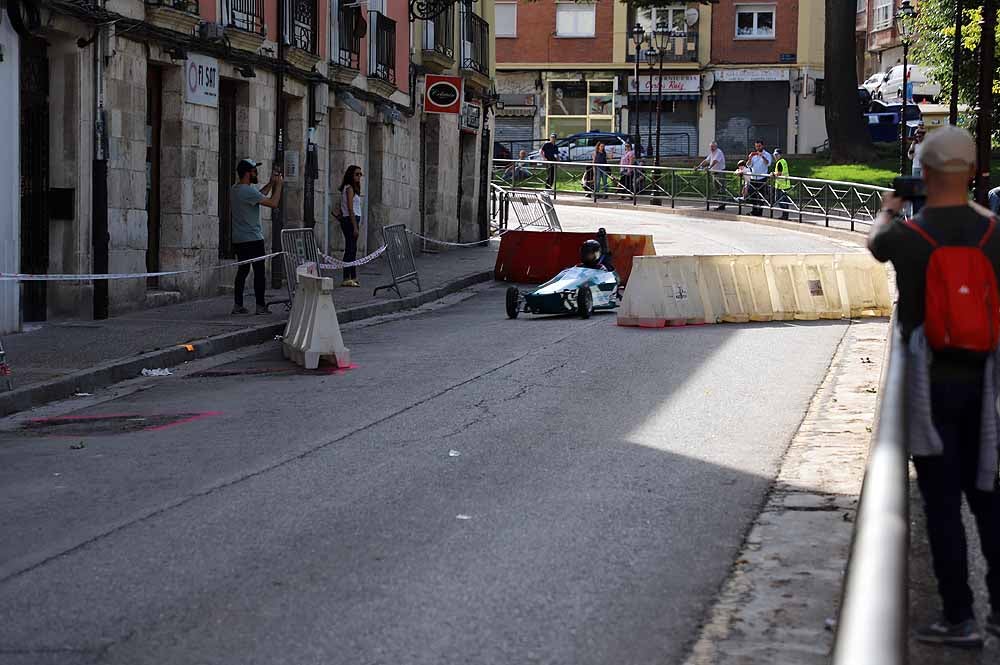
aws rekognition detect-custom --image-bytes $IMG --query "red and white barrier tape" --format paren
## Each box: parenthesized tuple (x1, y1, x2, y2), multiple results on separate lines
(319, 245, 388, 270)
(0, 251, 287, 282)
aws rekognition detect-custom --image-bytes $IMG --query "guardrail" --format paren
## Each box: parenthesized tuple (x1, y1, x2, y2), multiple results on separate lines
(491, 160, 892, 233)
(831, 323, 908, 665)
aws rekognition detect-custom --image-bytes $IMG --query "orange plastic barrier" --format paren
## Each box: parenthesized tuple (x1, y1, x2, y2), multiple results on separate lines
(494, 231, 655, 284)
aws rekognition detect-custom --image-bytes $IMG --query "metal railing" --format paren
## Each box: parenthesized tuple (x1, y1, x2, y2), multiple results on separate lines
(423, 6, 454, 59)
(831, 323, 908, 665)
(290, 0, 317, 53)
(337, 4, 363, 70)
(491, 160, 892, 233)
(145, 0, 199, 14)
(369, 10, 397, 85)
(460, 7, 489, 76)
(223, 0, 264, 33)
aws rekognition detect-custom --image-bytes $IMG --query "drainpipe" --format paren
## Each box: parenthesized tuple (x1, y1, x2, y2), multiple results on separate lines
(304, 82, 316, 230)
(92, 16, 109, 319)
(272, 0, 287, 289)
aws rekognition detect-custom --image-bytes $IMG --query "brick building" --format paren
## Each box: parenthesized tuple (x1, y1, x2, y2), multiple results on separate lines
(855, 0, 910, 80)
(495, 0, 828, 163)
(0, 0, 495, 332)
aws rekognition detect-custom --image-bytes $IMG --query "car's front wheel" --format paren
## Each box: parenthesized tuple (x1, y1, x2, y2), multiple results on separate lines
(577, 287, 593, 319)
(506, 287, 521, 319)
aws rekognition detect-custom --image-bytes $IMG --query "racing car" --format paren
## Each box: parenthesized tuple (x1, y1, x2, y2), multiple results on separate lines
(505, 232, 622, 319)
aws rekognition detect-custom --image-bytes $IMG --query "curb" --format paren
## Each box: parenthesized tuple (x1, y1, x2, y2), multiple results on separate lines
(0, 269, 496, 418)
(551, 198, 867, 246)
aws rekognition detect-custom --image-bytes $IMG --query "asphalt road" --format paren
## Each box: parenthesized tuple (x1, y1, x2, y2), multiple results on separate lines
(0, 218, 859, 665)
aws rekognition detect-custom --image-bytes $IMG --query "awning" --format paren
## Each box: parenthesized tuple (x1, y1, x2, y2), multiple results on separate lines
(497, 106, 536, 117)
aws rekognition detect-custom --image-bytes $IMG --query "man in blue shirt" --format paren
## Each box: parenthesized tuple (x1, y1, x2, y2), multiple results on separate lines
(230, 158, 283, 315)
(746, 139, 773, 217)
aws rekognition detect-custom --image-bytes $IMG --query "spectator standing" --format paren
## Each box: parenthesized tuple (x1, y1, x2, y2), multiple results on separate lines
(771, 148, 793, 220)
(735, 160, 750, 200)
(592, 142, 609, 199)
(541, 133, 560, 189)
(338, 165, 364, 287)
(620, 142, 636, 196)
(230, 158, 283, 315)
(503, 149, 532, 183)
(868, 125, 1000, 650)
(697, 140, 728, 211)
(746, 140, 772, 216)
(909, 122, 927, 178)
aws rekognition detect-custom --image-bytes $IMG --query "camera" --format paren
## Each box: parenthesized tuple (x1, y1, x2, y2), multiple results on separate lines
(892, 176, 926, 201)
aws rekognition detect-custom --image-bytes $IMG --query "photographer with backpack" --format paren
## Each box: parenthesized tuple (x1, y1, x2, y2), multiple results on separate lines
(868, 125, 1000, 650)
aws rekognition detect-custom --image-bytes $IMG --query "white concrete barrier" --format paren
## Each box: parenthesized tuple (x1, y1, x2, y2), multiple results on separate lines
(282, 263, 351, 369)
(618, 253, 891, 328)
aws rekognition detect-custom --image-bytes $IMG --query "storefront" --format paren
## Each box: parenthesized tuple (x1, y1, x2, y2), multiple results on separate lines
(711, 68, 790, 159)
(545, 79, 616, 138)
(494, 93, 538, 158)
(626, 73, 701, 159)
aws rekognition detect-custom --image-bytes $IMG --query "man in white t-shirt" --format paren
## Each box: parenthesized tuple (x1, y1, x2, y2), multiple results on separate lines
(698, 141, 729, 210)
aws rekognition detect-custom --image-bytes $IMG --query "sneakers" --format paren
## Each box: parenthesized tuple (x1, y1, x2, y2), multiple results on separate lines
(255, 305, 270, 315)
(987, 613, 1000, 638)
(341, 279, 361, 288)
(915, 618, 984, 649)
(231, 305, 249, 315)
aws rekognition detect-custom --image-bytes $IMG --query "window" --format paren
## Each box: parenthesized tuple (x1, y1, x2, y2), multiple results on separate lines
(636, 4, 687, 36)
(856, 0, 867, 12)
(873, 0, 893, 30)
(735, 4, 775, 39)
(495, 2, 516, 38)
(556, 2, 596, 38)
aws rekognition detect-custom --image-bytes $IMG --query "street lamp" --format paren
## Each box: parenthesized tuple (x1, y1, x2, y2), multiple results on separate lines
(896, 0, 917, 176)
(651, 18, 671, 167)
(629, 22, 646, 152)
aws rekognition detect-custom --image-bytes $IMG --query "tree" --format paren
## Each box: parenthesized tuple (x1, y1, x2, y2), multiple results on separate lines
(824, 0, 876, 163)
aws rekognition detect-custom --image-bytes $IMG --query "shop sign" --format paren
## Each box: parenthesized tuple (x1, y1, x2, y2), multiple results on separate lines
(713, 68, 791, 82)
(627, 74, 700, 94)
(425, 75, 463, 114)
(461, 102, 481, 134)
(185, 54, 219, 108)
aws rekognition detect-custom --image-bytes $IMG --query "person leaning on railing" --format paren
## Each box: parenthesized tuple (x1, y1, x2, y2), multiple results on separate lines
(770, 149, 792, 220)
(503, 150, 532, 184)
(696, 140, 728, 211)
(867, 125, 1000, 651)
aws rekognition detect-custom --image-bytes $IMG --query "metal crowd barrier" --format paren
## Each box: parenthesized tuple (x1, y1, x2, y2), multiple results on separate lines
(279, 228, 336, 310)
(373, 223, 420, 298)
(831, 323, 909, 665)
(491, 160, 892, 234)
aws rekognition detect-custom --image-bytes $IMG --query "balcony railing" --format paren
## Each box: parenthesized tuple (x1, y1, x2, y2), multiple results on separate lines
(422, 7, 454, 60)
(369, 10, 397, 85)
(338, 5, 363, 69)
(290, 0, 317, 54)
(627, 32, 699, 64)
(145, 0, 200, 14)
(460, 7, 488, 76)
(224, 0, 264, 34)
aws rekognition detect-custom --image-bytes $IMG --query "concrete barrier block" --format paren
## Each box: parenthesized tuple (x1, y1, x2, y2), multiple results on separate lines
(282, 263, 351, 369)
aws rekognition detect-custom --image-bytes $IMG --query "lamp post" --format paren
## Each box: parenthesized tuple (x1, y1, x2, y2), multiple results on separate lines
(630, 22, 646, 152)
(645, 45, 656, 159)
(896, 0, 917, 176)
(652, 18, 671, 167)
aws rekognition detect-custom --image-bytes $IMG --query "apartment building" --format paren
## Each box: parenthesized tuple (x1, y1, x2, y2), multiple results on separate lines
(855, 0, 909, 79)
(0, 0, 494, 332)
(494, 1, 828, 164)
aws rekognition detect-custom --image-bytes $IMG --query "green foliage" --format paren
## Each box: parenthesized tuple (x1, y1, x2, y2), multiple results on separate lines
(910, 0, 1000, 144)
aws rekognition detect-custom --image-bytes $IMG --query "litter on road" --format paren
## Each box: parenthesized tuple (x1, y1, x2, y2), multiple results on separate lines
(448, 450, 461, 457)
(141, 368, 173, 377)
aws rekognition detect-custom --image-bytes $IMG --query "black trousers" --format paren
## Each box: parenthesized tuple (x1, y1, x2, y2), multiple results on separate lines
(233, 239, 266, 307)
(748, 179, 768, 215)
(913, 373, 1000, 624)
(339, 216, 359, 281)
(546, 163, 556, 188)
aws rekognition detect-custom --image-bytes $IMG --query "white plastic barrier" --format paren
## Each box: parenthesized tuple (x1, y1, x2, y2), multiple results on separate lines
(282, 263, 351, 369)
(618, 253, 891, 328)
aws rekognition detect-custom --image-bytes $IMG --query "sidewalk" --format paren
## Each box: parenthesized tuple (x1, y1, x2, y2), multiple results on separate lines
(0, 245, 497, 417)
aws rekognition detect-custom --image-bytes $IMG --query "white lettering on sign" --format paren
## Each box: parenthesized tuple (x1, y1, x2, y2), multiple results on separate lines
(284, 151, 300, 182)
(185, 54, 220, 108)
(713, 68, 791, 82)
(627, 75, 701, 94)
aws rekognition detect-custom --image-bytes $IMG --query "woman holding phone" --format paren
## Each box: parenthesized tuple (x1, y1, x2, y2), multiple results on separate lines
(338, 165, 363, 287)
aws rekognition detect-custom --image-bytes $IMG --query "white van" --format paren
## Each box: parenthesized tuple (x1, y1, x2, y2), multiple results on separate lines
(878, 64, 941, 102)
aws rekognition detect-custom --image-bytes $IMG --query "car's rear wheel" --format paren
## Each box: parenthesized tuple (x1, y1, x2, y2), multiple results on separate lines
(506, 287, 520, 319)
(577, 286, 593, 319)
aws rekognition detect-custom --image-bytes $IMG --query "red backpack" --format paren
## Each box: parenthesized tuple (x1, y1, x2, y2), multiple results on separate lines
(905, 216, 1000, 352)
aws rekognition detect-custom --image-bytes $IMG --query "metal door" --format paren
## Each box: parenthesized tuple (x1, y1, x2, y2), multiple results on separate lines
(19, 37, 49, 321)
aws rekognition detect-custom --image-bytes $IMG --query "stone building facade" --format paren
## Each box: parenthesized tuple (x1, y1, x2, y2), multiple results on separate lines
(0, 0, 495, 332)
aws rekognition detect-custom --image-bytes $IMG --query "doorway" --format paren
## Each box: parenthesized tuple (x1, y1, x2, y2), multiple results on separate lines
(218, 79, 239, 259)
(19, 37, 50, 322)
(146, 66, 162, 287)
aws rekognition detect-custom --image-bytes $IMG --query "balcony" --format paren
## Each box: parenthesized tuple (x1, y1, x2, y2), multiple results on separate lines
(460, 6, 489, 89)
(145, 0, 200, 35)
(368, 10, 397, 97)
(330, 4, 364, 84)
(286, 0, 321, 72)
(421, 7, 454, 73)
(223, 0, 266, 52)
(627, 32, 699, 64)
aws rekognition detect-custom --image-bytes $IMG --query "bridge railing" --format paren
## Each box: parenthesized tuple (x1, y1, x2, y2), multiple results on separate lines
(491, 160, 892, 234)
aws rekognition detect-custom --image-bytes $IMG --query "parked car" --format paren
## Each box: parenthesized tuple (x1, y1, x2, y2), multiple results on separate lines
(861, 72, 887, 98)
(877, 64, 940, 102)
(527, 131, 631, 163)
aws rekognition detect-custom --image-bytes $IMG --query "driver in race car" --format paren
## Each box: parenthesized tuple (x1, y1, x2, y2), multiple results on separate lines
(578, 239, 609, 271)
